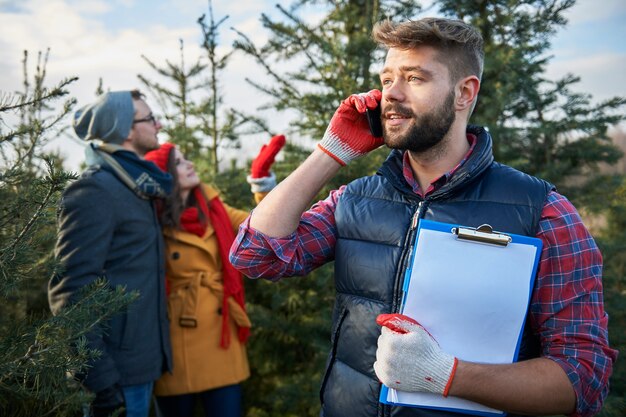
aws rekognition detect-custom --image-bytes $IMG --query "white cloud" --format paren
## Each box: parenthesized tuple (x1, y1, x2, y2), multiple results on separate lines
(563, 0, 626, 24)
(70, 0, 112, 15)
(2, 0, 623, 171)
(0, 0, 206, 169)
(0, 5, 203, 102)
(0, 0, 290, 170)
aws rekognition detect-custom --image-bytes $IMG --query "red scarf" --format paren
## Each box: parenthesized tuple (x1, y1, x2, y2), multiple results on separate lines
(180, 187, 250, 348)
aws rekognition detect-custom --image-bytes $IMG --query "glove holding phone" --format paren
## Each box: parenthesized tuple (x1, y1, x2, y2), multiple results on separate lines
(374, 313, 458, 397)
(318, 89, 384, 166)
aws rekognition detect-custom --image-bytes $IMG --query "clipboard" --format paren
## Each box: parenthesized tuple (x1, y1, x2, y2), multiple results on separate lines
(379, 219, 542, 416)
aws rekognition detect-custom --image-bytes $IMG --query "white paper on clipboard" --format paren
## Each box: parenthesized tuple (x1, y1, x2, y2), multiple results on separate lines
(380, 219, 542, 416)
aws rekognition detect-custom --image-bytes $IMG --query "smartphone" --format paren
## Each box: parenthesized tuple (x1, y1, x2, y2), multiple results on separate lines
(365, 104, 383, 137)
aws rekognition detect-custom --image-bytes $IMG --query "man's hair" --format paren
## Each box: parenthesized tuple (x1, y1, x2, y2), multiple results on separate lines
(372, 18, 484, 83)
(130, 89, 145, 101)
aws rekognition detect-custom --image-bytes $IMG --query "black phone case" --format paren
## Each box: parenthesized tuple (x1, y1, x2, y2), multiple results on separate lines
(366, 105, 383, 137)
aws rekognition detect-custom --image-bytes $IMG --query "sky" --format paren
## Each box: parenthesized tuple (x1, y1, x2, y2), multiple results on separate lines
(0, 0, 625, 171)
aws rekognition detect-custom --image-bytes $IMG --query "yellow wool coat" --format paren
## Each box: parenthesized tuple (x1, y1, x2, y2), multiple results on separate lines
(154, 184, 252, 396)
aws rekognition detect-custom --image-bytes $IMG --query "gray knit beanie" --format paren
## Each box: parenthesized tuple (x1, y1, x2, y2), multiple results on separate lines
(73, 91, 134, 144)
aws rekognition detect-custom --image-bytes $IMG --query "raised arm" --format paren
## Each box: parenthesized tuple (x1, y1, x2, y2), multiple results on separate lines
(250, 89, 383, 238)
(249, 148, 340, 237)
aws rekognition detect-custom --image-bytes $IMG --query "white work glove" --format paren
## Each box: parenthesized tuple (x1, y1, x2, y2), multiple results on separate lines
(374, 313, 458, 397)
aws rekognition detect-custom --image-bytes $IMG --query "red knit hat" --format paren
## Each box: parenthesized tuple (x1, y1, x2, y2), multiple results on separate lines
(145, 142, 175, 172)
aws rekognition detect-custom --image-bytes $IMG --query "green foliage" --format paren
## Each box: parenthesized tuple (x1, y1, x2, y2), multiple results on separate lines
(210, 159, 255, 209)
(0, 161, 73, 298)
(0, 50, 135, 416)
(241, 269, 335, 417)
(0, 280, 137, 417)
(138, 0, 247, 174)
(1, 50, 77, 310)
(138, 38, 207, 160)
(591, 176, 626, 416)
(439, 0, 625, 197)
(233, 0, 423, 141)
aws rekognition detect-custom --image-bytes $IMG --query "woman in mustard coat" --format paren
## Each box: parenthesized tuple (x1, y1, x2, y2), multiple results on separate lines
(144, 137, 285, 417)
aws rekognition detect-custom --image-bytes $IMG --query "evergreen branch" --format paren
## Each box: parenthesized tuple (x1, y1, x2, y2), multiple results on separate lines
(0, 77, 77, 113)
(2, 99, 75, 172)
(0, 124, 35, 145)
(231, 27, 301, 98)
(230, 108, 274, 136)
(274, 4, 328, 75)
(14, 342, 50, 365)
(1, 161, 60, 259)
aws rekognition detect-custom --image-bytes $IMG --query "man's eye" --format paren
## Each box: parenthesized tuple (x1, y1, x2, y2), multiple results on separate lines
(381, 79, 392, 86)
(409, 75, 422, 82)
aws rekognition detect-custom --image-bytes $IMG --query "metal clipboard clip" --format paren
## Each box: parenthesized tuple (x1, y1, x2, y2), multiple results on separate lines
(451, 224, 512, 247)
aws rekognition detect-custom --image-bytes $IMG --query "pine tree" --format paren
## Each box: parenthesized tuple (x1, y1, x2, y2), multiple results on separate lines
(138, 38, 207, 162)
(233, 0, 423, 195)
(138, 0, 246, 176)
(437, 0, 625, 195)
(0, 50, 135, 416)
(594, 176, 626, 415)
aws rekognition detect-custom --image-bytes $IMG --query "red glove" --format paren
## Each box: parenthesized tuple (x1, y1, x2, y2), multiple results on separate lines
(318, 89, 384, 165)
(250, 134, 286, 178)
(376, 313, 420, 334)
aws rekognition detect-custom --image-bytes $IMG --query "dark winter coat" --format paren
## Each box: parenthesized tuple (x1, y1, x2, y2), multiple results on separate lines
(49, 167, 172, 393)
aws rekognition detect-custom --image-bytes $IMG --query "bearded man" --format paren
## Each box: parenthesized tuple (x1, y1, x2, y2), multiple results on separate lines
(229, 17, 616, 417)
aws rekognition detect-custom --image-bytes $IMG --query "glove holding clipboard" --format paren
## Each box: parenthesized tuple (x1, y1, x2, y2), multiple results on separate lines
(377, 220, 543, 415)
(375, 313, 458, 397)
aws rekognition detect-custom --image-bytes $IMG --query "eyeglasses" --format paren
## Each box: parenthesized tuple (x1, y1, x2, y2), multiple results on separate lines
(133, 114, 157, 126)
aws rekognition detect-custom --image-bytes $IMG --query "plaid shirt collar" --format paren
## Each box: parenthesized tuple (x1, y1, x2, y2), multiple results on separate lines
(401, 133, 477, 198)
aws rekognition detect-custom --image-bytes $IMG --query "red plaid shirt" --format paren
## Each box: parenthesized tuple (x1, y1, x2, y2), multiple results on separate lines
(230, 138, 617, 417)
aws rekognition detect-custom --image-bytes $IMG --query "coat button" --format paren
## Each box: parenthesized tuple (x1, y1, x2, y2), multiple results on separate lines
(172, 252, 180, 260)
(217, 307, 222, 315)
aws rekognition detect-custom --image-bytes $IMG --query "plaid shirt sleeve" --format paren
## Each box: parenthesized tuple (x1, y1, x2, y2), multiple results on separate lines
(229, 187, 345, 280)
(533, 191, 618, 417)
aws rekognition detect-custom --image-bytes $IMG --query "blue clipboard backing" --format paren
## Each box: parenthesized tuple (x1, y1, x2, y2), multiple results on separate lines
(379, 219, 543, 416)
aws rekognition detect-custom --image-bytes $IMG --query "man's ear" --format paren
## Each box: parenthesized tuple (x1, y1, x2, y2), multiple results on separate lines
(455, 75, 480, 112)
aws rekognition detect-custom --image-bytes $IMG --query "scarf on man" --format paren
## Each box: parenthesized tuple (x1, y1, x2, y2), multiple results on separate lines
(86, 141, 172, 199)
(181, 186, 250, 348)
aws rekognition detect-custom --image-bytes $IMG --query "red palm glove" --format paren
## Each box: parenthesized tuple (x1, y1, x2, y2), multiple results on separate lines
(374, 313, 458, 396)
(318, 89, 384, 165)
(250, 134, 286, 179)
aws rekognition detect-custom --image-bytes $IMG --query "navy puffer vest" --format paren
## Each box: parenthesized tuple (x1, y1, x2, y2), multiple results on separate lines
(319, 126, 554, 417)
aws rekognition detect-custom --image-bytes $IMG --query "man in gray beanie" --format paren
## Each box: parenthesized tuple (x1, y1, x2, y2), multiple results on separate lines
(49, 90, 173, 417)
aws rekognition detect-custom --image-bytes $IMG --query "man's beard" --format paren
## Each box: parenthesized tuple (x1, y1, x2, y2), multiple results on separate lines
(383, 89, 456, 153)
(135, 135, 160, 157)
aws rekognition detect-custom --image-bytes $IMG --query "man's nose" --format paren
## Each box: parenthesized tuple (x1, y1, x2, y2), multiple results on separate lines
(383, 80, 406, 103)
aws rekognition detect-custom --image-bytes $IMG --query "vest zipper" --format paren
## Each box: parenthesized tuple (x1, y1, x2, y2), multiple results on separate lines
(391, 200, 427, 314)
(383, 200, 427, 417)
